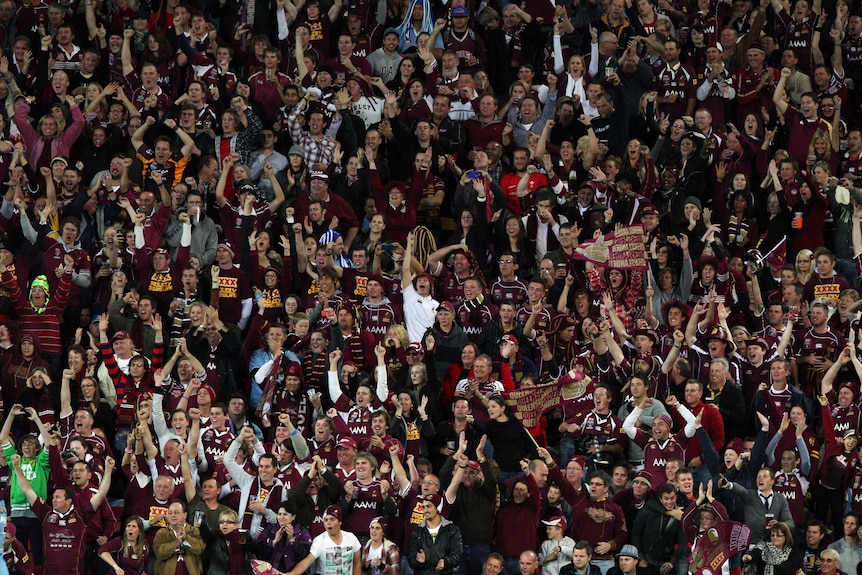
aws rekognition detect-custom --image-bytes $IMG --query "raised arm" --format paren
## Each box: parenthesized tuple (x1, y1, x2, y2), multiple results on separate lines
(90, 457, 115, 510)
(773, 67, 791, 116)
(11, 455, 38, 505)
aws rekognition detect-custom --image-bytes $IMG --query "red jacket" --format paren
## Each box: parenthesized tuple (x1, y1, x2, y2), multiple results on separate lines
(671, 401, 725, 462)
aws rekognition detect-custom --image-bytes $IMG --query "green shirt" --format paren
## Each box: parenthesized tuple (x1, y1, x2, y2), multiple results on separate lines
(2, 442, 49, 513)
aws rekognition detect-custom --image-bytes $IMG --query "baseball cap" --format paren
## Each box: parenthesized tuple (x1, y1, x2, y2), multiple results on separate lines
(336, 437, 358, 449)
(112, 330, 132, 342)
(437, 301, 455, 314)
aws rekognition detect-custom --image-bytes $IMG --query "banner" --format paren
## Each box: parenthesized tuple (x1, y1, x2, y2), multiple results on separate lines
(503, 370, 591, 428)
(572, 224, 649, 269)
(689, 521, 752, 575)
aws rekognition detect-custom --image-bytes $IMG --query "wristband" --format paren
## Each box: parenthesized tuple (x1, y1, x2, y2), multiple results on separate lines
(290, 429, 300, 437)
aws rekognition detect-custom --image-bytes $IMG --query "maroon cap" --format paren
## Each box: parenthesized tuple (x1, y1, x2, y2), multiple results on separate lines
(437, 301, 456, 315)
(324, 504, 342, 521)
(336, 437, 358, 449)
(422, 493, 443, 509)
(748, 41, 765, 53)
(745, 337, 770, 351)
(466, 460, 481, 471)
(569, 455, 587, 469)
(632, 470, 653, 485)
(285, 362, 304, 381)
(112, 330, 133, 342)
(407, 342, 424, 354)
(310, 171, 329, 182)
(154, 248, 170, 256)
(366, 274, 386, 287)
(725, 437, 744, 454)
(641, 204, 658, 217)
(542, 515, 568, 531)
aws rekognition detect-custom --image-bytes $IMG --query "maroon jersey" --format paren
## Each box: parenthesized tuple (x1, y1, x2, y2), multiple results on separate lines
(775, 10, 814, 73)
(516, 304, 554, 333)
(630, 428, 689, 490)
(361, 300, 402, 342)
(275, 463, 304, 491)
(41, 237, 90, 308)
(435, 269, 468, 308)
(573, 411, 626, 450)
(59, 413, 110, 459)
(148, 458, 185, 500)
(199, 427, 235, 477)
(739, 359, 771, 406)
(840, 150, 862, 179)
(272, 390, 313, 436)
(758, 386, 795, 433)
(793, 327, 845, 395)
(489, 277, 528, 307)
(829, 403, 861, 437)
(214, 266, 252, 327)
(307, 436, 338, 465)
(654, 62, 697, 122)
(300, 16, 334, 60)
(784, 107, 830, 166)
(773, 469, 808, 526)
(456, 301, 499, 342)
(843, 35, 862, 76)
(343, 478, 387, 539)
(32, 499, 95, 575)
(849, 468, 862, 515)
(443, 29, 487, 68)
(340, 269, 371, 301)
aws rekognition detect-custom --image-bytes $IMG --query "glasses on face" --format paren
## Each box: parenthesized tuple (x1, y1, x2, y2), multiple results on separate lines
(421, 480, 440, 486)
(589, 481, 605, 487)
(219, 519, 238, 524)
(498, 259, 514, 264)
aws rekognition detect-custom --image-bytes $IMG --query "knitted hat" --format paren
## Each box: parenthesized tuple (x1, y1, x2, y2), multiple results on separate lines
(324, 505, 342, 521)
(654, 414, 673, 430)
(29, 275, 50, 309)
(199, 385, 217, 403)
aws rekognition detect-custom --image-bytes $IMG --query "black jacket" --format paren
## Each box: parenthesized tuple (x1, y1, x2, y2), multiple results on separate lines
(408, 517, 463, 575)
(560, 563, 603, 575)
(631, 499, 688, 566)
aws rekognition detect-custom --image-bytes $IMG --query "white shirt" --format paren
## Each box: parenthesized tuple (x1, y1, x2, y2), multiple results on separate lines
(402, 282, 439, 344)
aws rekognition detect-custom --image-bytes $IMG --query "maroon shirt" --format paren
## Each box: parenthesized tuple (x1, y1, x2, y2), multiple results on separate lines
(32, 499, 96, 575)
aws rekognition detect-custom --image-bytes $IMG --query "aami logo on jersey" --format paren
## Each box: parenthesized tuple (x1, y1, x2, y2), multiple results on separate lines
(651, 458, 667, 467)
(354, 500, 379, 510)
(348, 423, 370, 436)
(855, 493, 862, 503)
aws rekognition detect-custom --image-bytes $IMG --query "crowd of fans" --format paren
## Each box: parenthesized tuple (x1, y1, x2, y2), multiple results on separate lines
(4, 0, 862, 574)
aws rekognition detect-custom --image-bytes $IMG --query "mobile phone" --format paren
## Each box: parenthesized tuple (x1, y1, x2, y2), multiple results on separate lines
(466, 170, 480, 179)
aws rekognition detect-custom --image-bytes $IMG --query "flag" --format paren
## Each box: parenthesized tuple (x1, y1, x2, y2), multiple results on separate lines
(502, 369, 591, 428)
(572, 224, 649, 269)
(689, 521, 752, 575)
